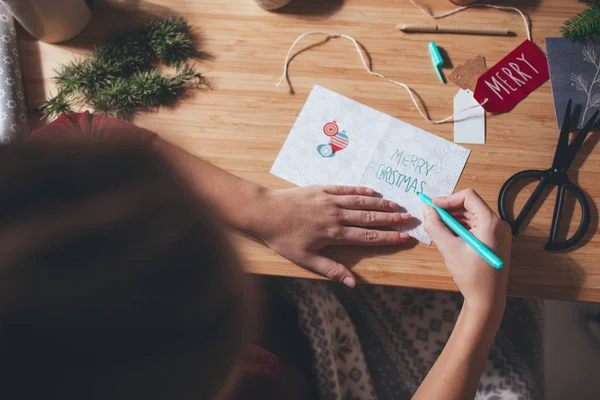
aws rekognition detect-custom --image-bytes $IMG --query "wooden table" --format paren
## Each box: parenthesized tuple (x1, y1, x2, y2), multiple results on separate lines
(20, 0, 600, 302)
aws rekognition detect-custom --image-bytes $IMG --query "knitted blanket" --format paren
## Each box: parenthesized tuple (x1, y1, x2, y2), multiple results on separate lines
(278, 279, 544, 400)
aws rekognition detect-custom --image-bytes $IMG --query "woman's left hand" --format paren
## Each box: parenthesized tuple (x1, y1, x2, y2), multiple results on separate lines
(253, 185, 412, 287)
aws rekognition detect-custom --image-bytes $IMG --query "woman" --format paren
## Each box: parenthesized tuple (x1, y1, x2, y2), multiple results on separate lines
(0, 112, 542, 399)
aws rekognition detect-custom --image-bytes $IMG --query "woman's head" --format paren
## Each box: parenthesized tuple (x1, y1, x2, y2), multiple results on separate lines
(0, 139, 254, 399)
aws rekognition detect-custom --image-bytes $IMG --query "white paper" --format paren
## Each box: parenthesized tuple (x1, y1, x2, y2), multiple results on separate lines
(271, 85, 470, 244)
(453, 89, 485, 144)
(271, 85, 390, 186)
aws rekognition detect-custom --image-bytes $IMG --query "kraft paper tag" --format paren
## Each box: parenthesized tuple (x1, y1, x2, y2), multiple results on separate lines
(473, 40, 549, 113)
(454, 89, 485, 144)
(449, 55, 487, 92)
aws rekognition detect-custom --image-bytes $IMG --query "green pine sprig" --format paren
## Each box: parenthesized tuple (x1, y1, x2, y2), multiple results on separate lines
(39, 17, 206, 121)
(562, 0, 600, 42)
(38, 91, 74, 117)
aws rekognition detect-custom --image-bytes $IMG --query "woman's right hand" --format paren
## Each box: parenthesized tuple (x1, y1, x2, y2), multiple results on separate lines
(422, 189, 512, 321)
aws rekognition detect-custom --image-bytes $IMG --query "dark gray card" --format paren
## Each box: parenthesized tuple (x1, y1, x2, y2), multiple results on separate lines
(546, 37, 600, 129)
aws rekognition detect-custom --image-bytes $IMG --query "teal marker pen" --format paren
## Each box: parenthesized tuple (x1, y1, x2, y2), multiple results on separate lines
(418, 193, 504, 269)
(428, 42, 445, 83)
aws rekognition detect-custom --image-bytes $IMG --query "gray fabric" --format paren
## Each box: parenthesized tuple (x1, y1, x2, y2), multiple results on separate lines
(279, 279, 544, 400)
(0, 4, 28, 142)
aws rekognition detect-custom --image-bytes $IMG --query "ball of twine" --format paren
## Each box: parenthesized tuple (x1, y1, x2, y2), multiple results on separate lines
(254, 0, 292, 11)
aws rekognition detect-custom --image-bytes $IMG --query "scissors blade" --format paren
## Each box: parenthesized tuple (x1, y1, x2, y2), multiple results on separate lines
(551, 99, 573, 170)
(564, 109, 600, 170)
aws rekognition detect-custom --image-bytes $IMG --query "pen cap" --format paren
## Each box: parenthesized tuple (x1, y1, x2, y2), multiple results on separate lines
(428, 42, 443, 67)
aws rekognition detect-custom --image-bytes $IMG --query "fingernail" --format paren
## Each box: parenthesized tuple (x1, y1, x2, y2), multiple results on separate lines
(365, 188, 375, 195)
(400, 213, 412, 221)
(399, 232, 410, 240)
(388, 201, 399, 210)
(342, 276, 355, 288)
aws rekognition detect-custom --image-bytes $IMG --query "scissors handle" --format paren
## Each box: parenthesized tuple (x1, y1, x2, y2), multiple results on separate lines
(498, 169, 548, 235)
(498, 170, 591, 250)
(546, 182, 590, 251)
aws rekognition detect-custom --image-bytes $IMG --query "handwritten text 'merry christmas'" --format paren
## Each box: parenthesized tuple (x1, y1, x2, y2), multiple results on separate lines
(474, 40, 549, 113)
(375, 149, 434, 194)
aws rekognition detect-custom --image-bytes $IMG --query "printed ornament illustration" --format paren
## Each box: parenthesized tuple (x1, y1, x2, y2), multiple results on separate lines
(317, 120, 349, 158)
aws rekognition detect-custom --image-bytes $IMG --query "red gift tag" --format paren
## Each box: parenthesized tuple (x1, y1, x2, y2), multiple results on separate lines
(474, 40, 549, 113)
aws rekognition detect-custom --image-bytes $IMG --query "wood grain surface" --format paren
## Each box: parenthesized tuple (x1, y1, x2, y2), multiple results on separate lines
(19, 0, 600, 302)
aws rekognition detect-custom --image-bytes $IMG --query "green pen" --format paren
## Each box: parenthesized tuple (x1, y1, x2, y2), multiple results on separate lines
(418, 192, 504, 269)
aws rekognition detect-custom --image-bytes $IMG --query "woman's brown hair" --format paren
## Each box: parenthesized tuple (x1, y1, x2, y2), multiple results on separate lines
(0, 139, 254, 399)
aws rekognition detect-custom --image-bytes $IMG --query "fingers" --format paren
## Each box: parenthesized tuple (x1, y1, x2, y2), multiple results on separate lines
(340, 209, 411, 227)
(449, 210, 473, 220)
(303, 253, 356, 288)
(333, 227, 410, 246)
(423, 206, 457, 253)
(324, 186, 401, 213)
(433, 188, 494, 217)
(324, 185, 376, 197)
(336, 195, 400, 212)
(449, 210, 474, 229)
(455, 217, 472, 230)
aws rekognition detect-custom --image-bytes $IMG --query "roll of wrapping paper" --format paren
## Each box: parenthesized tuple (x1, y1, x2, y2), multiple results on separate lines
(0, 4, 28, 143)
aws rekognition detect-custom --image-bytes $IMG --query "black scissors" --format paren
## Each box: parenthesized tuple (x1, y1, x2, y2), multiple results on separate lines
(498, 99, 599, 250)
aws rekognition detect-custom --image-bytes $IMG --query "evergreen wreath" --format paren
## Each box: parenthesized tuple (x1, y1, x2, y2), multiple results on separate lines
(562, 0, 600, 42)
(39, 17, 206, 121)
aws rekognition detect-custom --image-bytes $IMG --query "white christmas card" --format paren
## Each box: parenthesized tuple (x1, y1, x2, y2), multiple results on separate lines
(271, 85, 470, 243)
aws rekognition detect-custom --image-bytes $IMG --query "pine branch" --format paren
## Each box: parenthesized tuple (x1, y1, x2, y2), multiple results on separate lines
(158, 64, 205, 106)
(129, 69, 164, 108)
(562, 8, 600, 40)
(53, 59, 90, 95)
(39, 91, 75, 121)
(39, 17, 205, 121)
(147, 17, 197, 67)
(562, 1, 600, 41)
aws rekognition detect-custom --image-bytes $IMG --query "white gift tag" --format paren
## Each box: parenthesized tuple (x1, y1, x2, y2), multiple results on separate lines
(453, 89, 485, 144)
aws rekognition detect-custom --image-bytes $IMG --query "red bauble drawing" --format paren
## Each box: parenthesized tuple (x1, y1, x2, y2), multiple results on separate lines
(330, 132, 349, 152)
(323, 120, 339, 136)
